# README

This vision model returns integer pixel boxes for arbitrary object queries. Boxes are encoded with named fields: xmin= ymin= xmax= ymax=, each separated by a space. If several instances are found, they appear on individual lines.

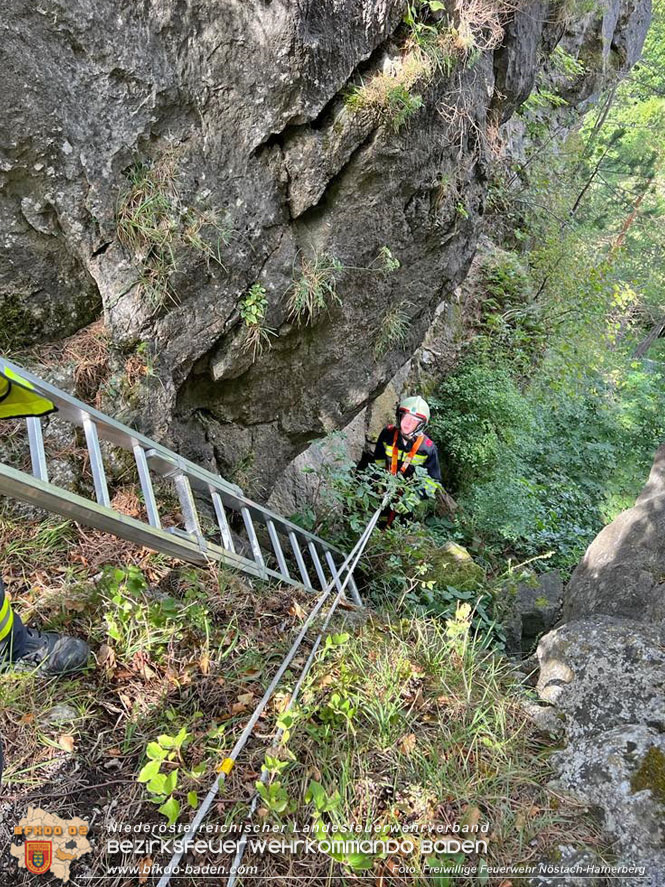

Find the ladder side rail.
xmin=2 ymin=358 xmax=349 ymax=557
xmin=1 ymin=358 xmax=357 ymax=575
xmin=0 ymin=462 xmax=310 ymax=595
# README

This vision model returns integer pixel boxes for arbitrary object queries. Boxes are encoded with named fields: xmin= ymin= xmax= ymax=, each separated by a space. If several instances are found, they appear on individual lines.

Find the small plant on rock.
xmin=239 ymin=282 xmax=276 ymax=359
xmin=116 ymin=150 xmax=231 ymax=308
xmin=286 ymin=253 xmax=344 ymax=325
xmin=375 ymin=303 xmax=411 ymax=357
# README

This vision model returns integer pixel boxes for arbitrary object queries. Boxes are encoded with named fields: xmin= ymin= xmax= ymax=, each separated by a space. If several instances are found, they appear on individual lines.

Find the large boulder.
xmin=551 ymin=726 xmax=665 ymax=880
xmin=536 ymin=614 xmax=665 ymax=881
xmin=537 ymin=616 xmax=665 ymax=741
xmin=564 ymin=443 xmax=665 ymax=624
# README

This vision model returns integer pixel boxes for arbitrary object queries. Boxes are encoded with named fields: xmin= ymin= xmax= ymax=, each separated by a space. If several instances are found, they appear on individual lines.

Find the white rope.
xmin=226 ymin=537 xmax=358 ymax=886
xmin=156 ymin=498 xmax=386 ymax=887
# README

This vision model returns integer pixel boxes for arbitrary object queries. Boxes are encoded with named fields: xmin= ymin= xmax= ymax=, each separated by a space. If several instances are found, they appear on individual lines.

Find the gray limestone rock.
xmin=564 ymin=443 xmax=665 ymax=624
xmin=1 ymin=0 xmax=652 ymax=495
xmin=537 ymin=616 xmax=665 ymax=741
xmin=550 ymin=726 xmax=665 ymax=883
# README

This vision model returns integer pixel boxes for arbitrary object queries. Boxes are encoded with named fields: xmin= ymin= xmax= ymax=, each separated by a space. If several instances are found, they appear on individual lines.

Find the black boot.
xmin=14 ymin=627 xmax=90 ymax=675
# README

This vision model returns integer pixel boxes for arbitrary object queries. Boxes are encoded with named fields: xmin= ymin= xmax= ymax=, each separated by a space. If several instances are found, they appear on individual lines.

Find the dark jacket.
xmin=372 ymin=425 xmax=443 ymax=497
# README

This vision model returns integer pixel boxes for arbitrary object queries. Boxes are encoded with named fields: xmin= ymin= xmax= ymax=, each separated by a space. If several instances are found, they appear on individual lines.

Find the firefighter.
xmin=372 ymin=395 xmax=443 ymax=527
xmin=0 ymin=367 xmax=90 ymax=675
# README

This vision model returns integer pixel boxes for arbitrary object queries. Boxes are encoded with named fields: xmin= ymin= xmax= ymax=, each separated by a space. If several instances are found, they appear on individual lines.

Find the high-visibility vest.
xmin=0 ymin=368 xmax=56 ymax=419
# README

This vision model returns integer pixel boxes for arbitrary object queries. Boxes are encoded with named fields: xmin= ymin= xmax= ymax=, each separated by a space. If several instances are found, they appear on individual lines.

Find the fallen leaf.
xmin=97 ymin=643 xmax=116 ymax=674
xmin=117 ymin=691 xmax=134 ymax=711
xmin=19 ymin=713 xmax=35 ymax=725
xmin=398 ymin=734 xmax=417 ymax=755
xmin=231 ymin=692 xmax=255 ymax=714
xmin=59 ymin=734 xmax=75 ymax=753
xmin=241 ymin=666 xmax=261 ymax=679
xmin=462 ymin=805 xmax=482 ymax=828
xmin=138 ymin=857 xmax=153 ymax=884
xmin=289 ymin=600 xmax=306 ymax=620
xmin=132 ymin=651 xmax=156 ymax=681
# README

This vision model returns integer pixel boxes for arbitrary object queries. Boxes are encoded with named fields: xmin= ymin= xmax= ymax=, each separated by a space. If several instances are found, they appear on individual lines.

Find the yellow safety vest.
xmin=0 ymin=368 xmax=56 ymax=419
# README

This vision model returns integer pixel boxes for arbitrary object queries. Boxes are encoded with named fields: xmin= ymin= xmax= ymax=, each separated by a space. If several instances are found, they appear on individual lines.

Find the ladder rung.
xmin=174 ymin=473 xmax=203 ymax=546
xmin=307 ymin=542 xmax=328 ymax=591
xmin=266 ymin=519 xmax=290 ymax=580
xmin=242 ymin=506 xmax=266 ymax=575
xmin=288 ymin=532 xmax=312 ymax=589
xmin=324 ymin=550 xmax=346 ymax=600
xmin=347 ymin=573 xmax=362 ymax=607
xmin=83 ymin=415 xmax=110 ymax=508
xmin=134 ymin=445 xmax=161 ymax=528
xmin=210 ymin=488 xmax=235 ymax=553
xmin=26 ymin=417 xmax=48 ymax=482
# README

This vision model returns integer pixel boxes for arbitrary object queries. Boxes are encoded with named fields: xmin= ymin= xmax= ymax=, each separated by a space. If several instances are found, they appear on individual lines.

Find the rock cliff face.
xmin=1 ymin=0 xmax=651 ymax=495
xmin=536 ymin=447 xmax=665 ymax=883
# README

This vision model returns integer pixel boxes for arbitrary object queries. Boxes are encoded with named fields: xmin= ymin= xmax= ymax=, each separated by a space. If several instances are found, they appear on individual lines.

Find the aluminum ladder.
xmin=0 ymin=357 xmax=362 ymax=606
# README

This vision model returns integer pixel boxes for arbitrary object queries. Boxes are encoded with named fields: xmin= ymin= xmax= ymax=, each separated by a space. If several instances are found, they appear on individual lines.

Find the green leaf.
xmin=158 ymin=796 xmax=181 ymax=826
xmin=162 ymin=769 xmax=178 ymax=795
xmin=187 ymin=791 xmax=199 ymax=809
xmin=138 ymin=759 xmax=161 ymax=783
xmin=147 ymin=773 xmax=167 ymax=794
xmin=146 ymin=742 xmax=168 ymax=761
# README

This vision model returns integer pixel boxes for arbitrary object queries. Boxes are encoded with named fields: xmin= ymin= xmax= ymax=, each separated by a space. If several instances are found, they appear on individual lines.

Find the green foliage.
xmin=239 ymin=282 xmax=276 ymax=359
xmin=549 ymin=46 xmax=585 ymax=80
xmin=255 ymin=780 xmax=294 ymax=817
xmin=429 ymin=362 xmax=533 ymax=488
xmin=116 ymin=152 xmax=230 ymax=308
xmin=346 ymin=79 xmax=424 ymax=132
xmin=100 ymin=565 xmax=210 ymax=660
xmin=377 ymin=245 xmax=401 ymax=273
xmin=137 ymin=727 xmax=191 ymax=825
xmin=286 ymin=253 xmax=344 ymax=324
xmin=430 ymin=352 xmax=665 ymax=571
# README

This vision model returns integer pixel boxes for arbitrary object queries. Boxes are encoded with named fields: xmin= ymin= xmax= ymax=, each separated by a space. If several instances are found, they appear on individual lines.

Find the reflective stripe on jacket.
xmin=0 ymin=581 xmax=14 ymax=644
xmin=0 ymin=368 xmax=56 ymax=420
xmin=372 ymin=424 xmax=443 ymax=496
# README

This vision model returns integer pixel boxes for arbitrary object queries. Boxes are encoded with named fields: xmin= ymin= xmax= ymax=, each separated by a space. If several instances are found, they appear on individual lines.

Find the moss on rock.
xmin=630 ymin=746 xmax=665 ymax=804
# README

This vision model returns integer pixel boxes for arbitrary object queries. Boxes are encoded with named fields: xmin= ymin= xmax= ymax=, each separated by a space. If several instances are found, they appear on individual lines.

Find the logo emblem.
xmin=25 ymin=841 xmax=52 ymax=874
